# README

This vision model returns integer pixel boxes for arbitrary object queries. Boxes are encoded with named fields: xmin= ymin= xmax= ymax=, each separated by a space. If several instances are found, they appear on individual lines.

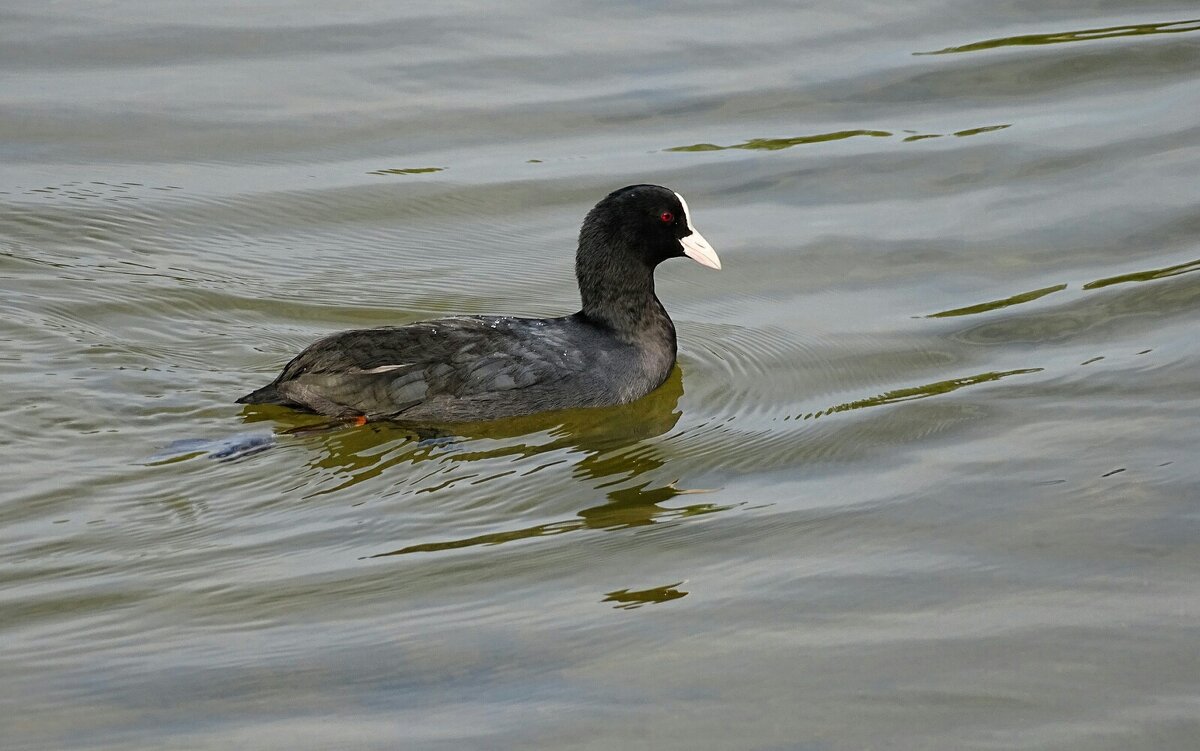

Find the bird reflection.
xmin=602 ymin=581 xmax=689 ymax=609
xmin=368 ymin=368 xmax=729 ymax=557
xmin=367 ymin=482 xmax=724 ymax=558
xmin=240 ymin=366 xmax=730 ymax=557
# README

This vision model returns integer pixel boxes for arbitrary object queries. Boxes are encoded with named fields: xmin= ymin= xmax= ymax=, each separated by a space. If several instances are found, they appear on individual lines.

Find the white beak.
xmin=674 ymin=191 xmax=721 ymax=270
xmin=680 ymin=230 xmax=721 ymax=270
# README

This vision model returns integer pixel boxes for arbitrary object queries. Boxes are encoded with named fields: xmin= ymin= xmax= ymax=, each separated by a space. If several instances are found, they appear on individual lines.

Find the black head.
xmin=579 ymin=184 xmax=720 ymax=271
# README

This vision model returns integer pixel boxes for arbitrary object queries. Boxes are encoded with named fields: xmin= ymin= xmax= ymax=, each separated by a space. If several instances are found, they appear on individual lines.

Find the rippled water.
xmin=4 ymin=2 xmax=1200 ymax=749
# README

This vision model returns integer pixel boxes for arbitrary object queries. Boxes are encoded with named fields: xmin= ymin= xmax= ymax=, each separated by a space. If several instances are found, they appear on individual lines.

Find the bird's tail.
xmin=236 ymin=383 xmax=288 ymax=405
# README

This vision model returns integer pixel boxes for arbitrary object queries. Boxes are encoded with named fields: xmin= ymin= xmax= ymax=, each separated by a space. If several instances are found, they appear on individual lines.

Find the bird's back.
xmin=237 ymin=314 xmax=664 ymax=422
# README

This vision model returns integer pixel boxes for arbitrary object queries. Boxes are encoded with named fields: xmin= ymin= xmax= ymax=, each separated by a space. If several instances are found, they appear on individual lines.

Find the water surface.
xmin=3 ymin=1 xmax=1200 ymax=749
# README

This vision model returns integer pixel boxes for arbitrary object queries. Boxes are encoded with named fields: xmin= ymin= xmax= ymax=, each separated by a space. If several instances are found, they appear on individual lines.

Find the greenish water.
xmin=3 ymin=2 xmax=1199 ymax=749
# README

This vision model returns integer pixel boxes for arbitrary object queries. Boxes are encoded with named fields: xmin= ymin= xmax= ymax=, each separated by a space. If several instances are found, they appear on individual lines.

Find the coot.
xmin=237 ymin=184 xmax=720 ymax=423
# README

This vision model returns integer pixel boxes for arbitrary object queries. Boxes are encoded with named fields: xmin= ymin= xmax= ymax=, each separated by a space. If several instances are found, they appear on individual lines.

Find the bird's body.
xmin=238 ymin=184 xmax=719 ymax=423
xmin=239 ymin=311 xmax=676 ymax=422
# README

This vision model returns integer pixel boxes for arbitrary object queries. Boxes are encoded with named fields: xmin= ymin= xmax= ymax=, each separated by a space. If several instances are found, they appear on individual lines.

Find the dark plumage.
xmin=237 ymin=184 xmax=721 ymax=423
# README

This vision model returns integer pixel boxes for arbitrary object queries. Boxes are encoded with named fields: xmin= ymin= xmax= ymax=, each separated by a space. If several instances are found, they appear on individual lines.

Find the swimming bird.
xmin=237 ymin=184 xmax=720 ymax=423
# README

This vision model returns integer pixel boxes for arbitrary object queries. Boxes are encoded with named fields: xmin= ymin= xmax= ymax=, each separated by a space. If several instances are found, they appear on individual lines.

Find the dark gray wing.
xmin=264 ymin=316 xmax=601 ymax=419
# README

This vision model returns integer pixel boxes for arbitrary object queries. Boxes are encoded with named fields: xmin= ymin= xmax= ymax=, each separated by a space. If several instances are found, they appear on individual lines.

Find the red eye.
xmin=660 ymin=211 xmax=674 ymax=223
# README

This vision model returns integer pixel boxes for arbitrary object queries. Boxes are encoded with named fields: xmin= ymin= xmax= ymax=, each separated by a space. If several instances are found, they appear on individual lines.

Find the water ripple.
xmin=917 ymin=18 xmax=1200 ymax=55
xmin=927 ymin=283 xmax=1068 ymax=318
xmin=667 ymin=124 xmax=1010 ymax=153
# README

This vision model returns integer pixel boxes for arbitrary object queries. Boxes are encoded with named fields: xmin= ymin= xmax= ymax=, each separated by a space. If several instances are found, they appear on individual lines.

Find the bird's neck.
xmin=577 ymin=261 xmax=671 ymax=340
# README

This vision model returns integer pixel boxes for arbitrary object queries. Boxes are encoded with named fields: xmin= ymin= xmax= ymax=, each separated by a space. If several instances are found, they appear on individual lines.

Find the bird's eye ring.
xmin=660 ymin=211 xmax=674 ymax=223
